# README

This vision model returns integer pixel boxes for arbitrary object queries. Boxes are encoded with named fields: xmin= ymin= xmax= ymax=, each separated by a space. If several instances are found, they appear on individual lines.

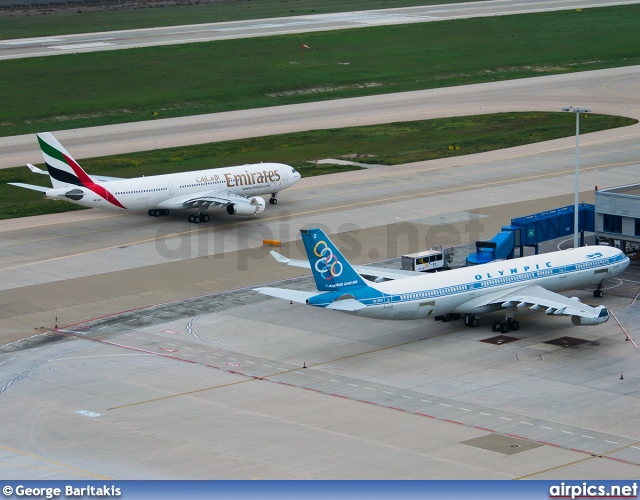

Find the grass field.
xmin=0 ymin=0 xmax=480 ymax=40
xmin=0 ymin=5 xmax=638 ymax=139
xmin=1 ymin=112 xmax=635 ymax=220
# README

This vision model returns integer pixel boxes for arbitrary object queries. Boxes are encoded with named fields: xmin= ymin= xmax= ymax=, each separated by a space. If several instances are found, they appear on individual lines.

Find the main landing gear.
xmin=491 ymin=318 xmax=519 ymax=334
xmin=188 ymin=212 xmax=210 ymax=224
xmin=593 ymin=283 xmax=604 ymax=298
xmin=269 ymin=192 xmax=278 ymax=205
xmin=148 ymin=209 xmax=170 ymax=217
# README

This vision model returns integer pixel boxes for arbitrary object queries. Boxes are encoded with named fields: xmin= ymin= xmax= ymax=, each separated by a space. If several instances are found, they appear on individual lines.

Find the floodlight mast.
xmin=562 ymin=106 xmax=591 ymax=249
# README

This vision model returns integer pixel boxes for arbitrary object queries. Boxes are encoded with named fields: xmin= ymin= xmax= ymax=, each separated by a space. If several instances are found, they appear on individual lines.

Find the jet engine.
xmin=226 ymin=197 xmax=266 ymax=216
xmin=571 ymin=306 xmax=609 ymax=326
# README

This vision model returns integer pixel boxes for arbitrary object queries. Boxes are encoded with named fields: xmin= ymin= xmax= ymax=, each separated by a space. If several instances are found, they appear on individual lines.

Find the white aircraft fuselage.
xmin=349 ymin=246 xmax=628 ymax=321
xmin=44 ymin=162 xmax=298 ymax=211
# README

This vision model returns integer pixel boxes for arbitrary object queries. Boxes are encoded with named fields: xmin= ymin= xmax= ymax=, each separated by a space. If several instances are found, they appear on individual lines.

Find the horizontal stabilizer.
xmin=27 ymin=163 xmax=48 ymax=175
xmin=253 ymin=287 xmax=317 ymax=304
xmin=8 ymin=182 xmax=48 ymax=192
xmin=269 ymin=250 xmax=419 ymax=280
xmin=325 ymin=299 xmax=366 ymax=312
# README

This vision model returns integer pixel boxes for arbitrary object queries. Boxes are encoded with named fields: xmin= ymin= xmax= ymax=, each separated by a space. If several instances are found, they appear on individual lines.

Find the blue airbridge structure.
xmin=466 ymin=203 xmax=595 ymax=266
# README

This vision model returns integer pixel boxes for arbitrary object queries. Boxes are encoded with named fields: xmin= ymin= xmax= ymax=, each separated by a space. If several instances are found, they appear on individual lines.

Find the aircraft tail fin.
xmin=300 ymin=228 xmax=369 ymax=292
xmin=37 ymin=132 xmax=93 ymax=189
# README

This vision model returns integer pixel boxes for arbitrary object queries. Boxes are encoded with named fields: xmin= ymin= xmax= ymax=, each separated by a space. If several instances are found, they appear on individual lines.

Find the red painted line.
xmin=277 ymin=382 xmax=295 ymax=387
xmin=388 ymin=406 xmax=407 ymax=412
xmin=358 ymin=400 xmax=377 ymax=405
xmin=475 ymin=426 xmax=495 ymax=432
xmin=538 ymin=441 xmax=560 ymax=447
xmin=570 ymin=448 xmax=592 ymax=455
xmin=252 ymin=376 xmax=265 ymax=380
xmin=506 ymin=433 xmax=528 ymax=440
xmin=304 ymin=388 xmax=322 ymax=392
xmin=603 ymin=456 xmax=628 ymax=463
xmin=332 ymin=394 xmax=349 ymax=399
xmin=416 ymin=412 xmax=435 ymax=418
xmin=443 ymin=419 xmax=464 ymax=426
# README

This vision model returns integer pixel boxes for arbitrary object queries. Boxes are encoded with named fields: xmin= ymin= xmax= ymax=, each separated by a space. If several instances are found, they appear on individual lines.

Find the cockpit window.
xmin=292 ymin=168 xmax=296 ymax=173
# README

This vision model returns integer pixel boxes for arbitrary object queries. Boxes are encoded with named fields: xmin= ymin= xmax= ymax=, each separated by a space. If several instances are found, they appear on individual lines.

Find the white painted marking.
xmin=605 ymin=440 xmax=618 ymax=444
xmin=245 ymin=360 xmax=255 ymax=364
xmin=420 ymin=399 xmax=431 ymax=403
xmin=313 ymin=376 xmax=323 ymax=379
xmin=520 ymin=421 xmax=533 ymax=425
xmin=3 ymin=38 xmax=65 ymax=46
xmin=561 ymin=431 xmax=574 ymax=435
xmin=460 ymin=408 xmax=471 ymax=412
xmin=138 ymin=337 xmax=146 ymax=340
xmin=582 ymin=435 xmax=595 ymax=439
xmin=330 ymin=379 xmax=341 ymax=383
xmin=98 ymin=326 xmax=108 ymax=330
xmin=366 ymin=387 xmax=376 ymax=391
xmin=76 ymin=410 xmax=101 ymax=418
xmin=631 ymin=446 xmax=640 ymax=450
xmin=198 ymin=350 xmax=205 ymax=353
xmin=480 ymin=412 xmax=491 ymax=416
xmin=541 ymin=426 xmax=553 ymax=430
xmin=401 ymin=395 xmax=412 ymax=399
xmin=348 ymin=383 xmax=358 ymax=387
xmin=295 ymin=372 xmax=306 ymax=375
xmin=440 ymin=404 xmax=451 ymax=407
xmin=383 ymin=391 xmax=394 ymax=394
xmin=127 ymin=319 xmax=136 ymax=322
xmin=47 ymin=42 xmax=115 ymax=50
xmin=263 ymin=364 xmax=272 ymax=367
xmin=278 ymin=368 xmax=286 ymax=371
xmin=499 ymin=417 xmax=512 ymax=421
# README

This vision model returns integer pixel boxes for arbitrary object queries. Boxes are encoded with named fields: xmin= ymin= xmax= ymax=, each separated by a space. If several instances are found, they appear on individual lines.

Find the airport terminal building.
xmin=595 ymin=183 xmax=640 ymax=250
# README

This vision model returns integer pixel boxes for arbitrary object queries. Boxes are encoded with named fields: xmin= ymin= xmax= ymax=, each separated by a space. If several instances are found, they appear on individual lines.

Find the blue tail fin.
xmin=301 ymin=228 xmax=368 ymax=292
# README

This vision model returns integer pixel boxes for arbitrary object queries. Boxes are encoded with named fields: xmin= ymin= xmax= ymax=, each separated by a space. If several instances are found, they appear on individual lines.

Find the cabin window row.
xmin=115 ymin=187 xmax=168 ymax=195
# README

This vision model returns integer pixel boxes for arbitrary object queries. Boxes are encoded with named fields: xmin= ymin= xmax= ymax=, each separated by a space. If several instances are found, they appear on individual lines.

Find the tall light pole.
xmin=562 ymin=106 xmax=591 ymax=249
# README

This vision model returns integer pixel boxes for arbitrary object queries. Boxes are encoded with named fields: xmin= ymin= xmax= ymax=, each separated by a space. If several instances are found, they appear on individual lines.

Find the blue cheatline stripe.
xmin=350 ymin=254 xmax=627 ymax=307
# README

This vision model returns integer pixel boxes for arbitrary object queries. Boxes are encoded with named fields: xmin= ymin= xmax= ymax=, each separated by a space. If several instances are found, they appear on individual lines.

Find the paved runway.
xmin=1 ymin=0 xmax=636 ymax=60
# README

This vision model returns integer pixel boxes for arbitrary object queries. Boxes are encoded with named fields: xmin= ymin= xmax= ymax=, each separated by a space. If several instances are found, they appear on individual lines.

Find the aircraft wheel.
xmin=162 ymin=210 xmax=170 ymax=216
xmin=509 ymin=320 xmax=519 ymax=331
xmin=500 ymin=321 xmax=510 ymax=334
xmin=194 ymin=216 xmax=201 ymax=224
xmin=203 ymin=214 xmax=210 ymax=222
xmin=593 ymin=289 xmax=604 ymax=298
xmin=442 ymin=314 xmax=451 ymax=322
xmin=148 ymin=210 xmax=154 ymax=216
xmin=269 ymin=197 xmax=277 ymax=205
xmin=153 ymin=209 xmax=161 ymax=217
xmin=471 ymin=318 xmax=479 ymax=327
xmin=188 ymin=215 xmax=195 ymax=223
xmin=492 ymin=321 xmax=501 ymax=332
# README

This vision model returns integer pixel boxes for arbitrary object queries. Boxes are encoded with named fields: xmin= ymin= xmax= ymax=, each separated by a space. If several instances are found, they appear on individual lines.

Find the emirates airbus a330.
xmin=10 ymin=132 xmax=301 ymax=223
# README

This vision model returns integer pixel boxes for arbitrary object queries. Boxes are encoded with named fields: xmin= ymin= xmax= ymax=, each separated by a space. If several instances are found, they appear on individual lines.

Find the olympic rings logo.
xmin=313 ymin=240 xmax=343 ymax=280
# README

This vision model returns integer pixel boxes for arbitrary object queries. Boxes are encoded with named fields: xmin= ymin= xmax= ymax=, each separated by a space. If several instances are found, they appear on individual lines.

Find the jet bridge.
xmin=466 ymin=203 xmax=595 ymax=266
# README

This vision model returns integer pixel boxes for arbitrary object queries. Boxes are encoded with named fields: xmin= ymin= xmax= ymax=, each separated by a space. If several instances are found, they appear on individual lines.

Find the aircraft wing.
xmin=461 ymin=284 xmax=608 ymax=323
xmin=27 ymin=163 xmax=124 ymax=183
xmin=269 ymin=251 xmax=420 ymax=281
xmin=157 ymin=188 xmax=260 ymax=209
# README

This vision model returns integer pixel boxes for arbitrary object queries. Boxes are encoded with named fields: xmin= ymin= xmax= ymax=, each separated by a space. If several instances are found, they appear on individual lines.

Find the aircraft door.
xmin=554 ymin=259 xmax=566 ymax=280
xmin=167 ymin=180 xmax=174 ymax=195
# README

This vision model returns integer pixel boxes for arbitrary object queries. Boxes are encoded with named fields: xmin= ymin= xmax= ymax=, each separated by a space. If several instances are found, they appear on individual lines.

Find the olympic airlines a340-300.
xmin=255 ymin=228 xmax=630 ymax=333
xmin=9 ymin=132 xmax=300 ymax=223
